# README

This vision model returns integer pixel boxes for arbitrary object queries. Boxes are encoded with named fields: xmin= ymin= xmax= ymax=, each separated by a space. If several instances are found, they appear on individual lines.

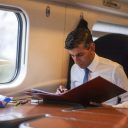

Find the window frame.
xmin=0 ymin=5 xmax=29 ymax=88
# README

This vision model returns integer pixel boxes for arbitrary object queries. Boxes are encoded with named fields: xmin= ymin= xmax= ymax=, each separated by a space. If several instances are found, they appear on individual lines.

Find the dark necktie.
xmin=83 ymin=68 xmax=89 ymax=83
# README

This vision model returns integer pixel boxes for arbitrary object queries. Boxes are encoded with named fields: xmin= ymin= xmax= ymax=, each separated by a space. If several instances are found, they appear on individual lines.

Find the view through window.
xmin=0 ymin=6 xmax=28 ymax=87
xmin=0 ymin=10 xmax=18 ymax=83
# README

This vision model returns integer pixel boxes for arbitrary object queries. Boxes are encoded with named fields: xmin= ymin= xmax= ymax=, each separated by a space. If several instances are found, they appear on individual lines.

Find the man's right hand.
xmin=56 ymin=85 xmax=68 ymax=94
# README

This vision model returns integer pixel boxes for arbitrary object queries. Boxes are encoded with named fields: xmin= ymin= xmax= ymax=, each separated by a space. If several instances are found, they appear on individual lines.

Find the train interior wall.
xmin=0 ymin=0 xmax=127 ymax=96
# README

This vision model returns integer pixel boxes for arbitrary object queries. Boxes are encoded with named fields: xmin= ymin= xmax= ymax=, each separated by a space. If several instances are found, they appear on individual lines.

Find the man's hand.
xmin=56 ymin=85 xmax=68 ymax=94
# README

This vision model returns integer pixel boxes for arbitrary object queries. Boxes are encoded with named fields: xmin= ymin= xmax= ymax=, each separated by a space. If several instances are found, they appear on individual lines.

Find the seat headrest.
xmin=94 ymin=33 xmax=128 ymax=76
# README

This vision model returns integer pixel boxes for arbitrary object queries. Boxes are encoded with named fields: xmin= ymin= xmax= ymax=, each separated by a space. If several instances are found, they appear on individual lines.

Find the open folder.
xmin=26 ymin=77 xmax=126 ymax=106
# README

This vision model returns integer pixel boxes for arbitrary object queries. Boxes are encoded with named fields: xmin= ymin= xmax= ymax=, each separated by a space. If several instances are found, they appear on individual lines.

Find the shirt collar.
xmin=87 ymin=53 xmax=99 ymax=73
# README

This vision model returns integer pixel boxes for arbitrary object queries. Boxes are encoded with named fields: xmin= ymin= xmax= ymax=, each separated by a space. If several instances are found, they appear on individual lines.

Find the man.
xmin=57 ymin=18 xmax=128 ymax=93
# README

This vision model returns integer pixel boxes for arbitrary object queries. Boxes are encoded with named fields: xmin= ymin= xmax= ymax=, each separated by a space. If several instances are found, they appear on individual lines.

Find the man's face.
xmin=68 ymin=43 xmax=95 ymax=69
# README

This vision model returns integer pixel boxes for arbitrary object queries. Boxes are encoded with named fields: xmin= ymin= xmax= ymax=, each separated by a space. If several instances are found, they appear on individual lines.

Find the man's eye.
xmin=77 ymin=54 xmax=83 ymax=57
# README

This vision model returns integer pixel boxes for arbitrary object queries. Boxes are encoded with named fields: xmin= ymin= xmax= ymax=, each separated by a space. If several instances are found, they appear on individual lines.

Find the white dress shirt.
xmin=70 ymin=54 xmax=128 ymax=91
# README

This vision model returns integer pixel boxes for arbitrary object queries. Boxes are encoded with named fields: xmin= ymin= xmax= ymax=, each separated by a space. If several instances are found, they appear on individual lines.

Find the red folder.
xmin=26 ymin=77 xmax=126 ymax=106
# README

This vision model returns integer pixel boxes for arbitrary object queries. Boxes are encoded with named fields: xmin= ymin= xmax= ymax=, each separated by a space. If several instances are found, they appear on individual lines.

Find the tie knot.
xmin=85 ymin=68 xmax=89 ymax=74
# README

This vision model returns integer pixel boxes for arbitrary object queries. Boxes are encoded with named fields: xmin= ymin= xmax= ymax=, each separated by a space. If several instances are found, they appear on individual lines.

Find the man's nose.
xmin=72 ymin=56 xmax=80 ymax=63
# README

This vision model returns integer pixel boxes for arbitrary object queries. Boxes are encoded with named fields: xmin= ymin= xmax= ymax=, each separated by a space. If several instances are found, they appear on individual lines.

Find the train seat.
xmin=94 ymin=33 xmax=128 ymax=77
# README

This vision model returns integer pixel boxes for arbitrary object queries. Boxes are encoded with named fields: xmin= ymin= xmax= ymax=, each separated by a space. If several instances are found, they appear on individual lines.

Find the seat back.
xmin=66 ymin=56 xmax=74 ymax=89
xmin=94 ymin=33 xmax=128 ymax=77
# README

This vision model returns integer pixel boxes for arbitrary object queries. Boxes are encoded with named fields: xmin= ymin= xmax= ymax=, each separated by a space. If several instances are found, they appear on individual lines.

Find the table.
xmin=0 ymin=101 xmax=128 ymax=128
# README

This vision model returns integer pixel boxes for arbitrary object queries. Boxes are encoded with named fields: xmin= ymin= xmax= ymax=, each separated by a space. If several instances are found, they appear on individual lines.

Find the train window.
xmin=92 ymin=21 xmax=128 ymax=40
xmin=0 ymin=6 xmax=28 ymax=88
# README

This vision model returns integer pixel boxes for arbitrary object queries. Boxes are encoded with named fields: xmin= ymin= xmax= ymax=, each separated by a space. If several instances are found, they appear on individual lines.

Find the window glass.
xmin=0 ymin=10 xmax=18 ymax=83
xmin=0 ymin=6 xmax=28 ymax=87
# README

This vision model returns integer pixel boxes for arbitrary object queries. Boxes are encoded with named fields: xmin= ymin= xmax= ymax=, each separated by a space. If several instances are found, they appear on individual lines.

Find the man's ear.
xmin=90 ymin=43 xmax=95 ymax=51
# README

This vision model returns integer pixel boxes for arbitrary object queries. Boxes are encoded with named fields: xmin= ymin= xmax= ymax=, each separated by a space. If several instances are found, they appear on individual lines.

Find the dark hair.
xmin=65 ymin=19 xmax=93 ymax=49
